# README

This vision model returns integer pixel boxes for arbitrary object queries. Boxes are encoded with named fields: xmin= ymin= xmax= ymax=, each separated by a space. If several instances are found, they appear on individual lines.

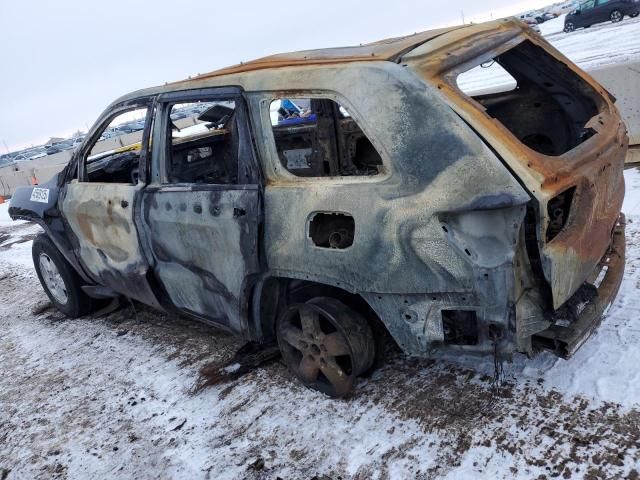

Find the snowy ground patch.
xmin=546 ymin=15 xmax=640 ymax=69
xmin=538 ymin=13 xmax=567 ymax=36
xmin=0 ymin=201 xmax=26 ymax=228
xmin=458 ymin=14 xmax=640 ymax=95
xmin=0 ymin=201 xmax=41 ymax=269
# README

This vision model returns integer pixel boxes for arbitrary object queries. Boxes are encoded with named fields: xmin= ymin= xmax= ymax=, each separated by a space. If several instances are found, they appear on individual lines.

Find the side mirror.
xmin=575 ymin=9 xmax=581 ymax=14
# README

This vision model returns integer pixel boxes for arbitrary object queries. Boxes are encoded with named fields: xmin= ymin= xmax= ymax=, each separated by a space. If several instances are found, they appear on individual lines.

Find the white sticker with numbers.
xmin=30 ymin=187 xmax=50 ymax=203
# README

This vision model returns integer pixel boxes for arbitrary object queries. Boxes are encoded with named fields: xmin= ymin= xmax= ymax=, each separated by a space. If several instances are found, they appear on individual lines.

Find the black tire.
xmin=630 ymin=12 xmax=639 ymax=18
xmin=564 ymin=22 xmax=575 ymax=32
xmin=32 ymin=234 xmax=94 ymax=318
xmin=277 ymin=297 xmax=375 ymax=397
xmin=610 ymin=9 xmax=623 ymax=22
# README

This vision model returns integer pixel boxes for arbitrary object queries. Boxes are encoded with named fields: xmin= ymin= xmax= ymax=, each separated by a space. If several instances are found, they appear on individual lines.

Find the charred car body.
xmin=10 ymin=19 xmax=627 ymax=396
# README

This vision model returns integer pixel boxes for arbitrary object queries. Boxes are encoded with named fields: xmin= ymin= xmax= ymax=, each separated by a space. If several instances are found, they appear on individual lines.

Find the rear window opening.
xmin=167 ymin=100 xmax=238 ymax=184
xmin=456 ymin=40 xmax=599 ymax=156
xmin=269 ymin=97 xmax=383 ymax=177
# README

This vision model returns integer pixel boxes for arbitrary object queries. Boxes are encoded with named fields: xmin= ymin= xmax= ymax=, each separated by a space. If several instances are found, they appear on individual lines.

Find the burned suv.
xmin=10 ymin=19 xmax=627 ymax=397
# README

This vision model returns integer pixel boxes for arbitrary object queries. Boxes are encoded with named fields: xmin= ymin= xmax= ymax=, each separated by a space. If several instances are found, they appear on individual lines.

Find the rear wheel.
xmin=277 ymin=297 xmax=375 ymax=397
xmin=630 ymin=11 xmax=639 ymax=18
xmin=610 ymin=10 xmax=623 ymax=22
xmin=564 ymin=21 xmax=575 ymax=32
xmin=32 ymin=234 xmax=94 ymax=318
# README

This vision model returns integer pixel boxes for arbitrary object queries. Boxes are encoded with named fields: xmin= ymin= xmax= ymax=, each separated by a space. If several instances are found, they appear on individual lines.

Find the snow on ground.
xmin=0 ymin=201 xmax=25 ymax=228
xmin=538 ymin=13 xmax=567 ymax=36
xmin=1 ymin=170 xmax=640 ymax=479
xmin=546 ymin=15 xmax=640 ymax=69
xmin=458 ymin=14 xmax=640 ymax=95
xmin=0 ymin=202 xmax=39 ymax=269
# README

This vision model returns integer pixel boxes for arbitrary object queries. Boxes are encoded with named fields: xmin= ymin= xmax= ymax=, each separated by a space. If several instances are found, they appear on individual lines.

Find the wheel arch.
xmin=31 ymin=233 xmax=96 ymax=317
xmin=249 ymin=275 xmax=390 ymax=346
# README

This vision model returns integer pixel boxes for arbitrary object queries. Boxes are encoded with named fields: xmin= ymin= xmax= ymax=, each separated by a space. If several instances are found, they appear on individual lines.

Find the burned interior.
xmin=458 ymin=40 xmax=600 ymax=156
xmin=270 ymin=98 xmax=383 ymax=177
xmin=168 ymin=101 xmax=239 ymax=184
xmin=85 ymin=106 xmax=148 ymax=184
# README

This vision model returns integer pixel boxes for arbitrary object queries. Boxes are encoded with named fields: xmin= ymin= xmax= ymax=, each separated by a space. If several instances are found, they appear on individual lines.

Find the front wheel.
xmin=630 ymin=11 xmax=639 ymax=18
xmin=277 ymin=297 xmax=375 ymax=397
xmin=32 ymin=234 xmax=94 ymax=318
xmin=564 ymin=22 xmax=575 ymax=32
xmin=610 ymin=9 xmax=623 ymax=22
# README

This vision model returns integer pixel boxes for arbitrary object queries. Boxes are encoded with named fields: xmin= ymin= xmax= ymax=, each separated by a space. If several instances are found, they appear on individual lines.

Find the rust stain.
xmin=75 ymin=212 xmax=95 ymax=244
xmin=400 ymin=18 xmax=627 ymax=307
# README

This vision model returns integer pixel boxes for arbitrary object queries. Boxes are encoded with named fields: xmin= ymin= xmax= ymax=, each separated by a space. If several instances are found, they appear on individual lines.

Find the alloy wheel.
xmin=277 ymin=297 xmax=374 ymax=397
xmin=38 ymin=253 xmax=68 ymax=305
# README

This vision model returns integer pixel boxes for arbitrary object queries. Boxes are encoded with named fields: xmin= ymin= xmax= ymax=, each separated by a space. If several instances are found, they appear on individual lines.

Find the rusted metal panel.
xmin=402 ymin=18 xmax=627 ymax=309
xmin=141 ymin=185 xmax=261 ymax=334
xmin=532 ymin=214 xmax=626 ymax=356
xmin=186 ymin=26 xmax=464 ymax=81
xmin=61 ymin=181 xmax=161 ymax=308
xmin=243 ymin=64 xmax=530 ymax=355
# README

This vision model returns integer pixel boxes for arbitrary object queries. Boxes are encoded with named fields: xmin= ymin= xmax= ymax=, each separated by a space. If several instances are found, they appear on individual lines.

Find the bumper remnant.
xmin=532 ymin=213 xmax=626 ymax=357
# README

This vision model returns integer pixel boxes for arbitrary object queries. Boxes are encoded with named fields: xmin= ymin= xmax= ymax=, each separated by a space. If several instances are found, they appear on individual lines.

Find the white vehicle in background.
xmin=98 ymin=128 xmax=121 ymax=141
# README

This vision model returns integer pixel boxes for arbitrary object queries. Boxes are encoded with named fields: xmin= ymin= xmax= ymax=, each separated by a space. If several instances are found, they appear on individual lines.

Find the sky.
xmin=0 ymin=0 xmax=554 ymax=152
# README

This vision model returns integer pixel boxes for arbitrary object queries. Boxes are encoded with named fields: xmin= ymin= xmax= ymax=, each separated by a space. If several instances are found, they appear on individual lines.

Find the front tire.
xmin=32 ymin=234 xmax=94 ymax=318
xmin=564 ymin=22 xmax=575 ymax=32
xmin=630 ymin=11 xmax=639 ymax=18
xmin=610 ymin=9 xmax=623 ymax=22
xmin=277 ymin=297 xmax=375 ymax=397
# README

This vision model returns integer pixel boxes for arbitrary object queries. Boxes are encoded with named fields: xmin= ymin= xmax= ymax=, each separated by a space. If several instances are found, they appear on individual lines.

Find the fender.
xmin=8 ymin=174 xmax=94 ymax=284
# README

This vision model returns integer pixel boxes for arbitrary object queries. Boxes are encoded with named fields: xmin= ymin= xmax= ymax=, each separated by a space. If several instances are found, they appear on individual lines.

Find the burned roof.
xmin=191 ymin=25 xmax=464 ymax=80
xmin=114 ymin=18 xmax=529 ymax=105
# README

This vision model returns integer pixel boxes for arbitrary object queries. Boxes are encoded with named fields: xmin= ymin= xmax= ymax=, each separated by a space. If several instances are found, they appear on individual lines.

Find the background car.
xmin=519 ymin=14 xmax=539 ymax=25
xmin=535 ymin=12 xmax=557 ymax=23
xmin=564 ymin=0 xmax=640 ymax=32
xmin=45 ymin=140 xmax=74 ymax=155
xmin=116 ymin=121 xmax=145 ymax=134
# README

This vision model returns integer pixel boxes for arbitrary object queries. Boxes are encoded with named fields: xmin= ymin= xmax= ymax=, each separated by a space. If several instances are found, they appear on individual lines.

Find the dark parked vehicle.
xmin=564 ymin=0 xmax=640 ymax=32
xmin=170 ymin=111 xmax=188 ymax=120
xmin=116 ymin=121 xmax=145 ymax=134
xmin=9 ymin=19 xmax=627 ymax=397
xmin=45 ymin=140 xmax=74 ymax=155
